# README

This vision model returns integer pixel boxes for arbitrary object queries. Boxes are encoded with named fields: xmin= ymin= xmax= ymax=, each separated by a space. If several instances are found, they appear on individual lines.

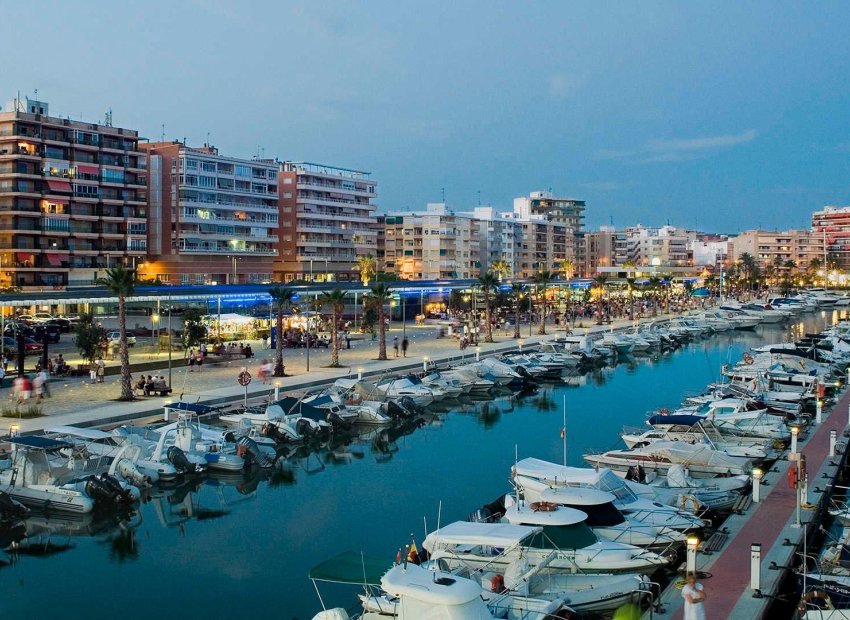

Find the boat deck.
xmin=650 ymin=384 xmax=850 ymax=619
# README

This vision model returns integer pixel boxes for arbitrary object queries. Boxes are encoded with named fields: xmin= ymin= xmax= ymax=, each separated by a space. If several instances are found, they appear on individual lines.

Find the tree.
xmin=592 ymin=274 xmax=609 ymax=324
xmin=182 ymin=308 xmax=208 ymax=349
xmin=356 ymin=254 xmax=377 ymax=286
xmin=478 ymin=272 xmax=499 ymax=343
xmin=268 ymin=286 xmax=295 ymax=376
xmin=510 ymin=283 xmax=524 ymax=339
xmin=75 ymin=313 xmax=106 ymax=366
xmin=625 ymin=277 xmax=637 ymax=320
xmin=320 ymin=288 xmax=347 ymax=367
xmin=532 ymin=270 xmax=553 ymax=335
xmin=366 ymin=283 xmax=392 ymax=360
xmin=491 ymin=259 xmax=510 ymax=282
xmin=97 ymin=265 xmax=135 ymax=401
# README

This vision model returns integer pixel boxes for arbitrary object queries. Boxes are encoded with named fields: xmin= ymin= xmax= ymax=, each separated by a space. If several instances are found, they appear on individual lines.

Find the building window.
xmin=235 ymin=165 xmax=251 ymax=177
xmin=201 ymin=161 xmax=216 ymax=172
xmin=198 ymin=176 xmax=215 ymax=188
xmin=184 ymin=159 xmax=198 ymax=170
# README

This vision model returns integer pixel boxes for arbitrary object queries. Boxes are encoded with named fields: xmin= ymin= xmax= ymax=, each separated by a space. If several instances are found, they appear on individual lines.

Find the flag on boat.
xmin=395 ymin=548 xmax=402 ymax=565
xmin=560 ymin=426 xmax=566 ymax=440
xmin=408 ymin=539 xmax=421 ymax=565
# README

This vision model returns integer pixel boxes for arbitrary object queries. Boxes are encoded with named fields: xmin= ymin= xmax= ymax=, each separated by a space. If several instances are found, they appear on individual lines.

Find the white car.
xmin=32 ymin=313 xmax=54 ymax=322
xmin=106 ymin=331 xmax=137 ymax=347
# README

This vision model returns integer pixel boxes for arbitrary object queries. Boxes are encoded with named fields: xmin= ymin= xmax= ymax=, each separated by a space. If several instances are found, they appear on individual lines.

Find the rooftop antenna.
xmin=160 ymin=124 xmax=165 ymax=142
xmin=206 ymin=131 xmax=210 ymax=147
xmin=477 ymin=190 xmax=481 ymax=206
xmin=609 ymin=215 xmax=614 ymax=226
xmin=104 ymin=108 xmax=113 ymax=127
xmin=441 ymin=187 xmax=445 ymax=203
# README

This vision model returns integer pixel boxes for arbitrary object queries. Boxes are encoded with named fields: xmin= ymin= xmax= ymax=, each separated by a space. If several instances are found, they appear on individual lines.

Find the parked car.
xmin=32 ymin=323 xmax=61 ymax=343
xmin=106 ymin=331 xmax=136 ymax=347
xmin=2 ymin=336 xmax=44 ymax=355
xmin=32 ymin=313 xmax=54 ymax=323
xmin=3 ymin=322 xmax=35 ymax=338
xmin=15 ymin=315 xmax=37 ymax=325
xmin=46 ymin=318 xmax=72 ymax=333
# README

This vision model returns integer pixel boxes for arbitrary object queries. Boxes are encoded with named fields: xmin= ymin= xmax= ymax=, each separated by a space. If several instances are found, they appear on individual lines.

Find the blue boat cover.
xmin=165 ymin=402 xmax=216 ymax=414
xmin=647 ymin=414 xmax=705 ymax=426
xmin=10 ymin=436 xmax=72 ymax=449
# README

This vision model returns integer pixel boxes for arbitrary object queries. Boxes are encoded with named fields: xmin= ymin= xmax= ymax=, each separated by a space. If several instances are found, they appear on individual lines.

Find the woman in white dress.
xmin=681 ymin=572 xmax=707 ymax=620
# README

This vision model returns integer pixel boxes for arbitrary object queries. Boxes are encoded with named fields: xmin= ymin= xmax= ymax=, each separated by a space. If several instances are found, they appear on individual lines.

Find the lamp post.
xmin=166 ymin=304 xmax=173 ymax=388
xmin=402 ymin=294 xmax=407 ymax=338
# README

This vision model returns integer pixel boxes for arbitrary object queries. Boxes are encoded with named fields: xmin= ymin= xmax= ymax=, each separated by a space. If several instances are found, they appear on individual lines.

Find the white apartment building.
xmin=624 ymin=225 xmax=694 ymax=267
xmin=277 ymin=162 xmax=378 ymax=282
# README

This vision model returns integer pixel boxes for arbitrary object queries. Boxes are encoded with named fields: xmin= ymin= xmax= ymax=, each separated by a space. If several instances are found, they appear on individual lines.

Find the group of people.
xmin=134 ymin=374 xmax=169 ymax=396
xmin=392 ymin=336 xmax=409 ymax=357
xmin=11 ymin=370 xmax=50 ymax=404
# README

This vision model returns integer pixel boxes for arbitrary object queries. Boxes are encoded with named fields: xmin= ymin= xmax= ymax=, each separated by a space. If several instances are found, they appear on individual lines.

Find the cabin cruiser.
xmin=419 ymin=371 xmax=469 ymax=398
xmin=584 ymin=440 xmax=753 ymax=479
xmin=428 ymin=517 xmax=671 ymax=577
xmin=601 ymin=331 xmax=635 ymax=354
xmin=441 ymin=367 xmax=496 ymax=394
xmin=219 ymin=400 xmax=328 ymax=442
xmin=675 ymin=399 xmax=792 ymax=441
xmin=464 ymin=358 xmax=524 ymax=387
xmin=512 ymin=457 xmax=705 ymax=532
xmin=499 ymin=353 xmax=560 ymax=380
xmin=375 ymin=377 xmax=439 ymax=406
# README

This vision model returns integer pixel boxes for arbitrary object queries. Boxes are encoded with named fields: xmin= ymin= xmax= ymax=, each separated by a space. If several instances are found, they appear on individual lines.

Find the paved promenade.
xmin=1 ymin=313 xmax=665 ymax=434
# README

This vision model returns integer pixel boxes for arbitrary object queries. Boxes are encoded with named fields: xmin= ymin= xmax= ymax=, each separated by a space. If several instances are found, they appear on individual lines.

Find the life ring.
xmin=491 ymin=574 xmax=506 ymax=593
xmin=798 ymin=590 xmax=832 ymax=613
xmin=743 ymin=353 xmax=754 ymax=365
xmin=678 ymin=494 xmax=701 ymax=514
xmin=530 ymin=501 xmax=558 ymax=512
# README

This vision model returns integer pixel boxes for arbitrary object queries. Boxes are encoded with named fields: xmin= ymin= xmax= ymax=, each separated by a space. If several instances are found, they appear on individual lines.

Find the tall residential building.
xmin=139 ymin=141 xmax=279 ymax=285
xmin=469 ymin=206 xmax=519 ymax=278
xmin=730 ymin=229 xmax=824 ymax=269
xmin=501 ymin=212 xmax=568 ymax=278
xmin=581 ymin=226 xmax=620 ymax=276
xmin=513 ymin=190 xmax=584 ymax=263
xmin=382 ymin=203 xmax=480 ymax=280
xmin=812 ymin=206 xmax=850 ymax=268
xmin=277 ymin=162 xmax=377 ymax=283
xmin=0 ymin=96 xmax=147 ymax=288
xmin=624 ymin=225 xmax=694 ymax=266
xmin=690 ymin=234 xmax=731 ymax=268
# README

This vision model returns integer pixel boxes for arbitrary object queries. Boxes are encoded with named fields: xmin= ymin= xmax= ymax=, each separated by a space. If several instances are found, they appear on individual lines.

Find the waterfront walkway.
xmin=657 ymin=382 xmax=850 ymax=619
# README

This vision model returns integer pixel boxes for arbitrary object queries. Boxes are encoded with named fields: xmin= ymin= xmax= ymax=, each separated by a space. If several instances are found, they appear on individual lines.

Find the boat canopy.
xmin=46 ymin=426 xmax=113 ymax=440
xmin=505 ymin=503 xmax=588 ymax=526
xmin=9 ymin=436 xmax=72 ymax=450
xmin=423 ymin=521 xmax=540 ymax=551
xmin=308 ymin=550 xmax=391 ymax=585
xmin=647 ymin=414 xmax=704 ymax=427
xmin=514 ymin=457 xmax=608 ymax=485
xmin=164 ymin=402 xmax=217 ymax=414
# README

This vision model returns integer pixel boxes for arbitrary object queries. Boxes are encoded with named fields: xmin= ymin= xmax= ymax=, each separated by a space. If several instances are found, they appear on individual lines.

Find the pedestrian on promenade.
xmin=37 ymin=368 xmax=50 ymax=398
xmin=96 ymin=356 xmax=106 ymax=383
xmin=262 ymin=334 xmax=269 ymax=349
xmin=89 ymin=360 xmax=98 ymax=383
xmin=14 ymin=374 xmax=31 ymax=405
xmin=681 ymin=572 xmax=706 ymax=620
xmin=401 ymin=337 xmax=409 ymax=357
xmin=393 ymin=337 xmax=399 ymax=358
xmin=195 ymin=350 xmax=204 ymax=371
xmin=2 ymin=354 xmax=8 ymax=372
xmin=33 ymin=372 xmax=44 ymax=402
xmin=188 ymin=348 xmax=197 ymax=372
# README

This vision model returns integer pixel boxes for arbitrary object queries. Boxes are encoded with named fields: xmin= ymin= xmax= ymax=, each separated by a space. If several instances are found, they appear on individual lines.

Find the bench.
xmin=701 ymin=530 xmax=728 ymax=554
xmin=733 ymin=494 xmax=753 ymax=515
xmin=135 ymin=386 xmax=173 ymax=397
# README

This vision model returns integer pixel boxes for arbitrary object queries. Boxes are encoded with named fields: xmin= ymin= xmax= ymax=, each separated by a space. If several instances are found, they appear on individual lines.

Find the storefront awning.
xmin=45 ymin=253 xmax=64 ymax=267
xmin=46 ymin=180 xmax=71 ymax=193
xmin=76 ymin=165 xmax=99 ymax=175
xmin=42 ymin=196 xmax=69 ymax=205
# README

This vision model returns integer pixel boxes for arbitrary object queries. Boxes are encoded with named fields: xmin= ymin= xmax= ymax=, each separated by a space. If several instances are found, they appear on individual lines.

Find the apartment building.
xmin=513 ymin=190 xmax=584 ymax=262
xmin=690 ymin=234 xmax=731 ymax=268
xmin=624 ymin=225 xmax=694 ymax=267
xmin=139 ymin=141 xmax=279 ymax=285
xmin=383 ymin=203 xmax=480 ymax=280
xmin=276 ymin=162 xmax=377 ymax=283
xmin=501 ymin=212 xmax=568 ymax=278
xmin=0 ymin=96 xmax=147 ymax=288
xmin=469 ymin=206 xmax=520 ymax=279
xmin=812 ymin=206 xmax=850 ymax=268
xmin=730 ymin=229 xmax=824 ymax=269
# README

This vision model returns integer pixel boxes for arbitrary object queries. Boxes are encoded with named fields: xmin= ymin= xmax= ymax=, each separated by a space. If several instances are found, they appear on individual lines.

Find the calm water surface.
xmin=0 ymin=312 xmax=840 ymax=618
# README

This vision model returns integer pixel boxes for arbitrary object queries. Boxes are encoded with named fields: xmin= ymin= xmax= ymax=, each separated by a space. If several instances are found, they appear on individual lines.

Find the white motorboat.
xmin=512 ymin=457 xmax=705 ymax=532
xmin=420 ymin=371 xmax=469 ymax=397
xmin=641 ymin=464 xmax=749 ymax=512
xmin=584 ymin=440 xmax=753 ymax=478
xmin=465 ymin=358 xmax=523 ymax=386
xmin=601 ymin=331 xmax=635 ymax=354
xmin=375 ymin=377 xmax=438 ymax=406
xmin=442 ymin=367 xmax=496 ymax=393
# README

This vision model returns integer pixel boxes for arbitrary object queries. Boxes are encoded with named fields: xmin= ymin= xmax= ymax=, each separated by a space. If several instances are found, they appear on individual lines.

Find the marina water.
xmin=0 ymin=312 xmax=839 ymax=618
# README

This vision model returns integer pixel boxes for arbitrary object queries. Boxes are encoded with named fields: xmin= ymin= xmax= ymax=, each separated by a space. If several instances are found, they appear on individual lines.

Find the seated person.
xmin=244 ymin=345 xmax=253 ymax=358
xmin=135 ymin=376 xmax=147 ymax=394
xmin=154 ymin=376 xmax=167 ymax=390
xmin=144 ymin=375 xmax=155 ymax=396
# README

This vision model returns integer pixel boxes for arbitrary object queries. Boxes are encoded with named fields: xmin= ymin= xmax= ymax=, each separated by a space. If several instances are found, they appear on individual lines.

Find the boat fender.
xmin=530 ymin=501 xmax=557 ymax=512
xmin=491 ymin=574 xmax=506 ymax=593
xmin=798 ymin=590 xmax=832 ymax=613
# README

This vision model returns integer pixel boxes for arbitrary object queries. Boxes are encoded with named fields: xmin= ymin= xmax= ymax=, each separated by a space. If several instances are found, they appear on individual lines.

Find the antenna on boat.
xmin=562 ymin=394 xmax=567 ymax=468
xmin=436 ymin=499 xmax=442 ymax=533
xmin=515 ymin=444 xmax=521 ymax=510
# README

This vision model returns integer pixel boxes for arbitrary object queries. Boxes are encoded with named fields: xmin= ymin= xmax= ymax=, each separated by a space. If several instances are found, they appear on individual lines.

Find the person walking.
xmin=195 ymin=349 xmax=204 ymax=372
xmin=401 ymin=337 xmax=409 ymax=357
xmin=188 ymin=348 xmax=197 ymax=372
xmin=37 ymin=368 xmax=50 ymax=398
xmin=96 ymin=356 xmax=106 ymax=383
xmin=393 ymin=337 xmax=399 ymax=358
xmin=89 ymin=360 xmax=98 ymax=383
xmin=681 ymin=572 xmax=706 ymax=620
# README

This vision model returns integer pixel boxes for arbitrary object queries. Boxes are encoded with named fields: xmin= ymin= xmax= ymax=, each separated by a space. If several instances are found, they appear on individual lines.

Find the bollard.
xmin=274 ymin=385 xmax=280 ymax=400
xmin=475 ymin=347 xmax=481 ymax=362
xmin=847 ymin=366 xmax=850 ymax=386
xmin=422 ymin=357 xmax=429 ymax=373
xmin=831 ymin=430 xmax=838 ymax=457
xmin=752 ymin=468 xmax=762 ymax=502
xmin=686 ymin=536 xmax=699 ymax=575
xmin=802 ymin=473 xmax=809 ymax=507
xmin=751 ymin=543 xmax=762 ymax=592
xmin=518 ymin=340 xmax=524 ymax=353
xmin=847 ymin=402 xmax=850 ymax=428
xmin=357 ymin=367 xmax=363 ymax=380
xmin=790 ymin=425 xmax=799 ymax=456
xmin=816 ymin=399 xmax=823 ymax=425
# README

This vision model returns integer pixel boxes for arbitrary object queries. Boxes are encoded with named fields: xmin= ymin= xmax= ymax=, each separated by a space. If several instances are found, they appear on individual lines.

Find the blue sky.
xmin=2 ymin=1 xmax=848 ymax=231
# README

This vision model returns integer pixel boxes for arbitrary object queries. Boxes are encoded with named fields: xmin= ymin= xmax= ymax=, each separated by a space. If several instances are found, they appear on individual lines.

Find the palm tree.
xmin=478 ymin=272 xmax=499 ymax=343
xmin=737 ymin=252 xmax=758 ymax=294
xmin=647 ymin=276 xmax=661 ymax=316
xmin=320 ymin=288 xmax=347 ymax=367
xmin=490 ymin=259 xmax=510 ymax=282
xmin=559 ymin=259 xmax=575 ymax=282
xmin=592 ymin=274 xmax=608 ymax=324
xmin=532 ymin=270 xmax=553 ymax=335
xmin=356 ymin=254 xmax=376 ymax=286
xmin=367 ymin=282 xmax=393 ymax=360
xmin=97 ymin=265 xmax=135 ymax=400
xmin=626 ymin=277 xmax=637 ymax=320
xmin=268 ymin=286 xmax=295 ymax=376
xmin=510 ymin=283 xmax=524 ymax=339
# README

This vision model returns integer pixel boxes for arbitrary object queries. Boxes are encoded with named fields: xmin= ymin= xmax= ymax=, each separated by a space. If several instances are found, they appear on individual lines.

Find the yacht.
xmin=583 ymin=440 xmax=753 ymax=478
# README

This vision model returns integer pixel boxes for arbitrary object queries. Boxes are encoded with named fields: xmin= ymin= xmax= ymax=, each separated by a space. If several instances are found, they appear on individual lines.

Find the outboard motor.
xmin=0 ymin=491 xmax=28 ymax=521
xmin=98 ymin=473 xmax=136 ymax=504
xmin=236 ymin=437 xmax=273 ymax=468
xmin=260 ymin=422 xmax=291 ymax=444
xmin=167 ymin=445 xmax=198 ymax=474
xmin=398 ymin=396 xmax=423 ymax=416
xmin=295 ymin=417 xmax=319 ymax=438
xmin=514 ymin=365 xmax=535 ymax=386
xmin=85 ymin=476 xmax=121 ymax=507
xmin=114 ymin=458 xmax=153 ymax=487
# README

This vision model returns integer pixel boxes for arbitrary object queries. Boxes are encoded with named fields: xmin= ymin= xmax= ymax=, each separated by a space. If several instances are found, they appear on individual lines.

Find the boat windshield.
xmin=561 ymin=501 xmax=625 ymax=526
xmin=527 ymin=523 xmax=597 ymax=550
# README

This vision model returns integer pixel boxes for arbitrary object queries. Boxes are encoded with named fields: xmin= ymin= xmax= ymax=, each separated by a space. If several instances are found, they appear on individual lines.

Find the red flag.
xmin=395 ymin=548 xmax=402 ymax=565
xmin=560 ymin=427 xmax=566 ymax=440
